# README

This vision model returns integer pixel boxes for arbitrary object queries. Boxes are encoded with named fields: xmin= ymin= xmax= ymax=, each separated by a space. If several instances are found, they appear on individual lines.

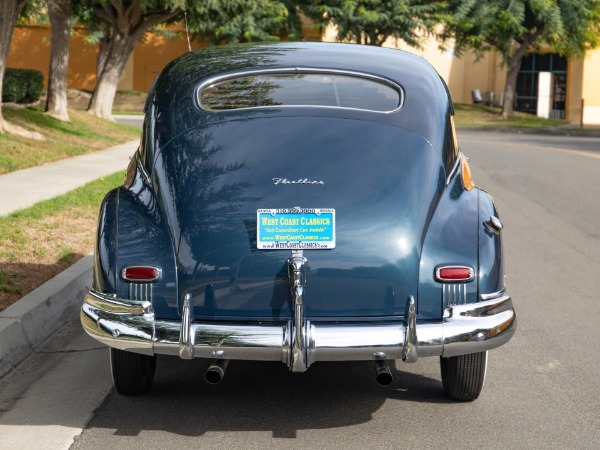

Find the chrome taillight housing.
xmin=435 ymin=266 xmax=475 ymax=282
xmin=121 ymin=266 xmax=161 ymax=283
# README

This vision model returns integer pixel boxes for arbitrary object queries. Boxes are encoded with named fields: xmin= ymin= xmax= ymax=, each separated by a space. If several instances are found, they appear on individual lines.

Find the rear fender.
xmin=92 ymin=188 xmax=119 ymax=294
xmin=115 ymin=164 xmax=179 ymax=319
xmin=478 ymin=190 xmax=505 ymax=296
xmin=418 ymin=175 xmax=479 ymax=319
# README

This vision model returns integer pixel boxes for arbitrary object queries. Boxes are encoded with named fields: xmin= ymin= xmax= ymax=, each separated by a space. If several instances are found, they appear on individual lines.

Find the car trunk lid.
xmin=153 ymin=116 xmax=444 ymax=319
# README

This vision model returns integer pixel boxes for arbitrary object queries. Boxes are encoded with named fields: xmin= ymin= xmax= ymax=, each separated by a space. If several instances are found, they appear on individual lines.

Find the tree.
xmin=45 ymin=0 xmax=72 ymax=121
xmin=186 ymin=0 xmax=292 ymax=45
xmin=82 ymin=0 xmax=298 ymax=120
xmin=442 ymin=0 xmax=600 ymax=117
xmin=85 ymin=1 xmax=185 ymax=120
xmin=298 ymin=0 xmax=443 ymax=47
xmin=0 ymin=0 xmax=27 ymax=134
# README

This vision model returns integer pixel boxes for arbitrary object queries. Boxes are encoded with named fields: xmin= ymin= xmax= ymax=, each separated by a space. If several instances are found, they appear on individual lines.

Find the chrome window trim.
xmin=446 ymin=151 xmax=462 ymax=186
xmin=196 ymin=67 xmax=404 ymax=113
xmin=435 ymin=265 xmax=475 ymax=283
xmin=137 ymin=152 xmax=151 ymax=182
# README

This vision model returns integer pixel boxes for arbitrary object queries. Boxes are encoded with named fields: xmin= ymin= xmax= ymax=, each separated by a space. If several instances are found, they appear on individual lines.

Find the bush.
xmin=2 ymin=68 xmax=44 ymax=104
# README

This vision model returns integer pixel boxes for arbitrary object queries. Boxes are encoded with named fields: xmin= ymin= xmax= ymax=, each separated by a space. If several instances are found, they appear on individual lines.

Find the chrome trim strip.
xmin=445 ymin=152 xmax=462 ymax=186
xmin=128 ymin=283 xmax=153 ymax=302
xmin=82 ymin=292 xmax=516 ymax=363
xmin=443 ymin=283 xmax=468 ymax=308
xmin=137 ymin=155 xmax=151 ymax=182
xmin=480 ymin=286 xmax=506 ymax=301
xmin=196 ymin=67 xmax=405 ymax=113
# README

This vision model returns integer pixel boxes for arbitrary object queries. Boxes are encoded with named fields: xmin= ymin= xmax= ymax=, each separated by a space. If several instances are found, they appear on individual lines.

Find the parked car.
xmin=81 ymin=42 xmax=516 ymax=401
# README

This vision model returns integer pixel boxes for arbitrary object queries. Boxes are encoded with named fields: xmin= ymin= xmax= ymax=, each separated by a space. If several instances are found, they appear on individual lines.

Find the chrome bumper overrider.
xmin=81 ymin=290 xmax=516 ymax=371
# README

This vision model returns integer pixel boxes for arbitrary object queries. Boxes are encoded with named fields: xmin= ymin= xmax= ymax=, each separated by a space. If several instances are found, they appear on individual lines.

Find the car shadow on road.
xmin=84 ymin=356 xmax=452 ymax=439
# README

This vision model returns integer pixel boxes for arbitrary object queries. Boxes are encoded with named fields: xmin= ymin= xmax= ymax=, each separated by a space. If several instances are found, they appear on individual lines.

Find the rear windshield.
xmin=199 ymin=72 xmax=402 ymax=112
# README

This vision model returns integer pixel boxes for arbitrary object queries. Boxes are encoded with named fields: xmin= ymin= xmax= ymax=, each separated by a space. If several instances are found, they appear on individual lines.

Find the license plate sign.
xmin=257 ymin=208 xmax=335 ymax=250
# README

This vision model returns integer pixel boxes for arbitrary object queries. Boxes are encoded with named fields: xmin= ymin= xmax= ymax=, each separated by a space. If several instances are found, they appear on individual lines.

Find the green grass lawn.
xmin=0 ymin=102 xmax=140 ymax=311
xmin=0 ymin=107 xmax=139 ymax=174
xmin=0 ymin=171 xmax=124 ymax=312
xmin=453 ymin=103 xmax=568 ymax=128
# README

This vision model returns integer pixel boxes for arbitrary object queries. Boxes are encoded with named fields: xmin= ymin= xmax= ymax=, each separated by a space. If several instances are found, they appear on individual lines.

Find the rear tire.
xmin=110 ymin=348 xmax=156 ymax=395
xmin=440 ymin=351 xmax=487 ymax=401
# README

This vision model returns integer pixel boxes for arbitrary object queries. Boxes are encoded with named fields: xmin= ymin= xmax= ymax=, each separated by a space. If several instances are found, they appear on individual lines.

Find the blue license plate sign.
xmin=257 ymin=208 xmax=335 ymax=250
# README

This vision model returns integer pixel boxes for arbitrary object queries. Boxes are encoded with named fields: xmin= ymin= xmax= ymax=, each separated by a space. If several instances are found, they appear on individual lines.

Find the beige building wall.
xmin=581 ymin=51 xmax=600 ymax=124
xmin=565 ymin=52 xmax=600 ymax=125
xmin=323 ymin=25 xmax=508 ymax=106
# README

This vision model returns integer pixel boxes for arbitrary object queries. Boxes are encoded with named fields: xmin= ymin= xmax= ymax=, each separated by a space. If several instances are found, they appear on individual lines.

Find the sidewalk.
xmin=0 ymin=139 xmax=138 ymax=217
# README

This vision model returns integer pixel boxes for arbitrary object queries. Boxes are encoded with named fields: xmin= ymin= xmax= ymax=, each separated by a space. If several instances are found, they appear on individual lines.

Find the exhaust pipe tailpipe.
xmin=205 ymin=359 xmax=229 ymax=384
xmin=374 ymin=359 xmax=393 ymax=386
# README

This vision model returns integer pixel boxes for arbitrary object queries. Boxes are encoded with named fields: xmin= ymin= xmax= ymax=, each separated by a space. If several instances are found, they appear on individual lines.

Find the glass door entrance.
xmin=515 ymin=53 xmax=568 ymax=118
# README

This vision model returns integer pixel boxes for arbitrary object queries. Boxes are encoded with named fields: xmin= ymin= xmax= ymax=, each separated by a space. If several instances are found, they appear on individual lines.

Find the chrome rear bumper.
xmin=81 ymin=290 xmax=516 ymax=370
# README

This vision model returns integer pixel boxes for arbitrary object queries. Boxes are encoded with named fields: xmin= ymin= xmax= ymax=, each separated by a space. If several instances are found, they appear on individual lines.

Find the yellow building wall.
xmin=131 ymin=31 xmax=205 ymax=92
xmin=118 ymin=54 xmax=134 ymax=91
xmin=6 ymin=23 xmax=600 ymax=124
xmin=8 ymin=25 xmax=199 ymax=93
xmin=7 ymin=26 xmax=49 ymax=80
xmin=567 ymin=58 xmax=584 ymax=124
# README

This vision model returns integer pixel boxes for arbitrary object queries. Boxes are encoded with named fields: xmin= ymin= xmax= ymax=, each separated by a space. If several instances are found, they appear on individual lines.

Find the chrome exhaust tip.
xmin=374 ymin=359 xmax=393 ymax=386
xmin=205 ymin=359 xmax=229 ymax=384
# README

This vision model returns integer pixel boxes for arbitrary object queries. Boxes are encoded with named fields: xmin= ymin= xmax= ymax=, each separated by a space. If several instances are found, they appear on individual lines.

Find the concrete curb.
xmin=0 ymin=256 xmax=93 ymax=378
xmin=457 ymin=126 xmax=600 ymax=137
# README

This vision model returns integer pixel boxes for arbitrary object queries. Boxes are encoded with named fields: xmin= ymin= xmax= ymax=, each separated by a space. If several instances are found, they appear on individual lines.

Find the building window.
xmin=515 ymin=54 xmax=568 ymax=119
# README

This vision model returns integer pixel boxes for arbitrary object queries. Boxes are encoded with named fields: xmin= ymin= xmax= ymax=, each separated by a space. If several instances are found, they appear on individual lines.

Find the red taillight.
xmin=435 ymin=266 xmax=474 ymax=282
xmin=122 ymin=266 xmax=160 ymax=282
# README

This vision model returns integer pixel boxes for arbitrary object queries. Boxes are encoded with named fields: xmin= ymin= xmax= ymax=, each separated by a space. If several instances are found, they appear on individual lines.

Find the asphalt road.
xmin=1 ymin=131 xmax=598 ymax=449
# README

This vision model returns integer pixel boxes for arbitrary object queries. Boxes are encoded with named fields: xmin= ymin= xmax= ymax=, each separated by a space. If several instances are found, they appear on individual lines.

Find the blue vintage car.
xmin=81 ymin=42 xmax=515 ymax=401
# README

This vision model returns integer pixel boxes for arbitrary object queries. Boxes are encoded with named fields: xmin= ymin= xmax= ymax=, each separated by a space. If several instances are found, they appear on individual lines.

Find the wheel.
xmin=110 ymin=348 xmax=156 ymax=395
xmin=440 ymin=351 xmax=487 ymax=401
